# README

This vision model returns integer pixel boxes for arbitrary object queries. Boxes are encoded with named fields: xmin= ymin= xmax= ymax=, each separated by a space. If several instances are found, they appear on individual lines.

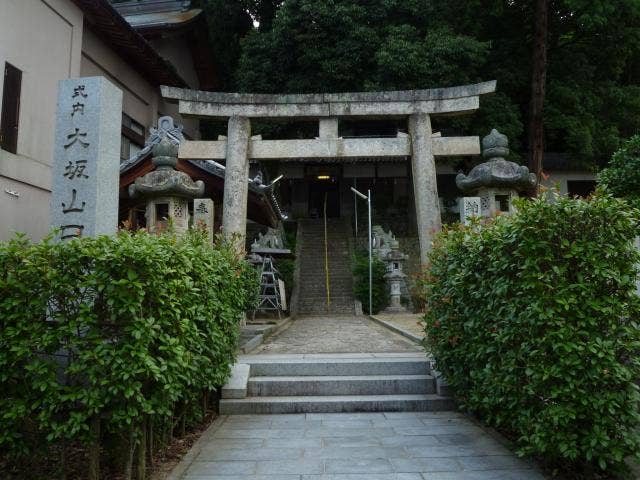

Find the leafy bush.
xmin=599 ymin=134 xmax=640 ymax=206
xmin=0 ymin=230 xmax=257 ymax=476
xmin=352 ymin=248 xmax=388 ymax=314
xmin=423 ymin=194 xmax=640 ymax=475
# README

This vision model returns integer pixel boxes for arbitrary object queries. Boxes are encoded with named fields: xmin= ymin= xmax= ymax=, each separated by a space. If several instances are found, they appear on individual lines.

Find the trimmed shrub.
xmin=0 ymin=230 xmax=257 ymax=475
xmin=599 ymin=134 xmax=640 ymax=206
xmin=423 ymin=194 xmax=640 ymax=475
xmin=353 ymin=248 xmax=388 ymax=314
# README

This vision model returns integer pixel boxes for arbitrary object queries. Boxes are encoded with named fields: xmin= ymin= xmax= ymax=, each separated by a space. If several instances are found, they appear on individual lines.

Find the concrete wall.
xmin=542 ymin=171 xmax=596 ymax=195
xmin=0 ymin=0 xmax=83 ymax=241
xmin=0 ymin=0 xmax=202 ymax=241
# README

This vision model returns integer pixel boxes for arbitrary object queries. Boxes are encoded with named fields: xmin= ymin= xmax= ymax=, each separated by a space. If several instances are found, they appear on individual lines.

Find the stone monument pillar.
xmin=409 ymin=113 xmax=441 ymax=267
xmin=222 ymin=116 xmax=251 ymax=252
xmin=459 ymin=197 xmax=482 ymax=225
xmin=50 ymin=77 xmax=122 ymax=240
xmin=193 ymin=198 xmax=215 ymax=240
xmin=129 ymin=135 xmax=204 ymax=235
xmin=456 ymin=129 xmax=536 ymax=218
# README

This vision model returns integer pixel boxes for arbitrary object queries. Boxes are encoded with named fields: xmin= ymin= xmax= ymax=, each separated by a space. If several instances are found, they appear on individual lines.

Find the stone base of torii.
xmin=160 ymin=81 xmax=497 ymax=266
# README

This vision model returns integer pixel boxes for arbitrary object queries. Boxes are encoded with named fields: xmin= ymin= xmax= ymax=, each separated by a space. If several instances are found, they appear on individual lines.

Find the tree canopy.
xmin=196 ymin=0 xmax=640 ymax=169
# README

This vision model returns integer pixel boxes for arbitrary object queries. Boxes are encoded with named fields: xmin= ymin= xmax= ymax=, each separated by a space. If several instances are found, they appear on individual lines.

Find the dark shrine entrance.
xmin=308 ymin=176 xmax=340 ymax=217
xmin=306 ymin=164 xmax=340 ymax=218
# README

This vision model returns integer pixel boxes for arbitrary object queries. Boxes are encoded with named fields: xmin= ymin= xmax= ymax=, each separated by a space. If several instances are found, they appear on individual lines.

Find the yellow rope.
xmin=324 ymin=192 xmax=331 ymax=312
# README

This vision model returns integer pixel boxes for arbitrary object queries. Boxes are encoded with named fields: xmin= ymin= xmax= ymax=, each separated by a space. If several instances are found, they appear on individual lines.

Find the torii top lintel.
xmin=161 ymin=81 xmax=497 ymax=119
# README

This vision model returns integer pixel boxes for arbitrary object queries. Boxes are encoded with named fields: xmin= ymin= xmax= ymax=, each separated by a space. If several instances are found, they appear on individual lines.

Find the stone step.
xmin=297 ymin=218 xmax=356 ymax=314
xmin=245 ymin=357 xmax=430 ymax=377
xmin=219 ymin=394 xmax=453 ymax=414
xmin=298 ymin=307 xmax=356 ymax=317
xmin=298 ymin=300 xmax=355 ymax=306
xmin=298 ymin=308 xmax=355 ymax=315
xmin=297 ymin=304 xmax=355 ymax=311
xmin=248 ymin=374 xmax=435 ymax=396
xmin=298 ymin=270 xmax=352 ymax=275
xmin=297 ymin=301 xmax=355 ymax=307
xmin=298 ymin=289 xmax=353 ymax=296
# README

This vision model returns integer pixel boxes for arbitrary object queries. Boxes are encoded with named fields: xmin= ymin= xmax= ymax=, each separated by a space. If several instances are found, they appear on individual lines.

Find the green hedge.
xmin=599 ymin=134 xmax=640 ymax=206
xmin=422 ymin=194 xmax=640 ymax=475
xmin=0 ymin=230 xmax=257 ymax=477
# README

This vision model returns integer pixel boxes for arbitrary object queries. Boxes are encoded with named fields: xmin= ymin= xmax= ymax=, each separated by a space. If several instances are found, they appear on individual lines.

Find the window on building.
xmin=121 ymin=113 xmax=145 ymax=162
xmin=1 ymin=63 xmax=22 ymax=154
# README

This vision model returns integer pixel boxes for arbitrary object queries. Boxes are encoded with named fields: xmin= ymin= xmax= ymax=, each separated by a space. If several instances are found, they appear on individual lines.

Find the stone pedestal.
xmin=222 ymin=116 xmax=251 ymax=252
xmin=384 ymin=271 xmax=408 ymax=313
xmin=194 ymin=198 xmax=215 ymax=239
xmin=50 ymin=76 xmax=122 ymax=240
xmin=383 ymin=239 xmax=409 ymax=314
xmin=459 ymin=197 xmax=481 ymax=225
xmin=409 ymin=113 xmax=441 ymax=267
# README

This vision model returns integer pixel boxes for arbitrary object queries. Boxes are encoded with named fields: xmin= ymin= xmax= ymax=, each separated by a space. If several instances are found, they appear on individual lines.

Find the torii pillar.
xmin=409 ymin=113 xmax=441 ymax=267
xmin=222 ymin=116 xmax=251 ymax=252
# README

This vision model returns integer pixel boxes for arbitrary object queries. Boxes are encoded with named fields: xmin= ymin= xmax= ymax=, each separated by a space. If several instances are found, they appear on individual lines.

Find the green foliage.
xmin=0 ymin=230 xmax=257 ymax=460
xmin=236 ymin=1 xmax=490 ymax=94
xmin=229 ymin=0 xmax=640 ymax=167
xmin=599 ymin=134 xmax=640 ymax=206
xmin=352 ymin=249 xmax=388 ymax=315
xmin=423 ymin=194 xmax=640 ymax=475
xmin=193 ymin=0 xmax=254 ymax=90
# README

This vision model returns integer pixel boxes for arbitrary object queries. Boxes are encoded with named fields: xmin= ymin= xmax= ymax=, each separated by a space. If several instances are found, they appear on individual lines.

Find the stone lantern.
xmin=383 ymin=239 xmax=409 ymax=314
xmin=456 ymin=129 xmax=536 ymax=220
xmin=129 ymin=133 xmax=204 ymax=235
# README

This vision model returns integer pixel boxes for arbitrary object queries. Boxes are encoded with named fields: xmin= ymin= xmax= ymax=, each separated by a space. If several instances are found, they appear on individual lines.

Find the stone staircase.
xmin=220 ymin=354 xmax=453 ymax=414
xmin=296 ymin=218 xmax=356 ymax=316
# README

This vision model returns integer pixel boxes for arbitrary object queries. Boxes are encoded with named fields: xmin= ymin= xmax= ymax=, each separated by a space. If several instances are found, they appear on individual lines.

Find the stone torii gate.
xmin=161 ymin=81 xmax=496 ymax=265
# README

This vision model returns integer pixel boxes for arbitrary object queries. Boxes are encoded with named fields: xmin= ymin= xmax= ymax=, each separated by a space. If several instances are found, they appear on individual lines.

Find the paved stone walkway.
xmin=373 ymin=313 xmax=425 ymax=338
xmin=174 ymin=412 xmax=545 ymax=479
xmin=252 ymin=315 xmax=421 ymax=354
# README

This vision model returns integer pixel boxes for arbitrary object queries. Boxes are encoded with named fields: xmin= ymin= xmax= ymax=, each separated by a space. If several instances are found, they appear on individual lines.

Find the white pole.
xmin=349 ymin=186 xmax=373 ymax=314
xmin=368 ymin=189 xmax=372 ymax=315
xmin=354 ymin=178 xmax=358 ymax=237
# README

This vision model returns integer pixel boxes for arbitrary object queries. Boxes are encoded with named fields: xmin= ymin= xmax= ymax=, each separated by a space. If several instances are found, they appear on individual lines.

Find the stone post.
xmin=409 ymin=113 xmax=441 ymax=267
xmin=319 ymin=117 xmax=339 ymax=138
xmin=194 ymin=198 xmax=215 ymax=240
xmin=50 ymin=76 xmax=122 ymax=239
xmin=222 ymin=116 xmax=251 ymax=252
xmin=459 ymin=197 xmax=482 ymax=225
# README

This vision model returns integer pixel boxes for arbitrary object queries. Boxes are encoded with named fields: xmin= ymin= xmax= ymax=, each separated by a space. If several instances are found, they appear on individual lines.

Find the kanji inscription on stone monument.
xmin=50 ymin=77 xmax=122 ymax=240
xmin=193 ymin=198 xmax=214 ymax=240
xmin=459 ymin=197 xmax=482 ymax=225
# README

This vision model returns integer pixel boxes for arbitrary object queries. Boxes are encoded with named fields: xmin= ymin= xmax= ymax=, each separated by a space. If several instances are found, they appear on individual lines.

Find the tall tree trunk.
xmin=136 ymin=418 xmax=147 ymax=480
xmin=88 ymin=415 xmax=101 ymax=480
xmin=124 ymin=424 xmax=136 ymax=480
xmin=529 ymin=0 xmax=549 ymax=192
xmin=146 ymin=416 xmax=154 ymax=468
